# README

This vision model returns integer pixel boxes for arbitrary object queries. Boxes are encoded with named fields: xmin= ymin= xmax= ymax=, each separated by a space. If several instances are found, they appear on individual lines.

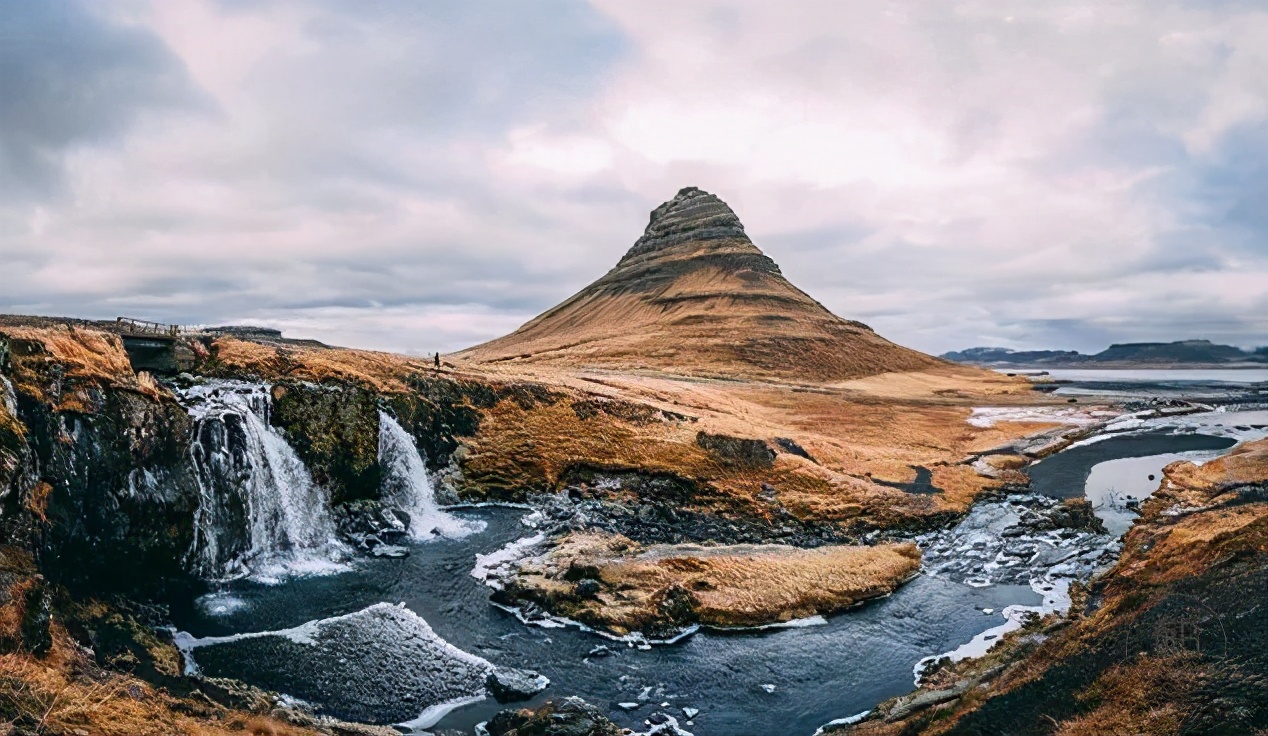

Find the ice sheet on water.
xmin=912 ymin=579 xmax=1070 ymax=685
xmin=176 ymin=602 xmax=499 ymax=724
xmin=470 ymin=533 xmax=548 ymax=589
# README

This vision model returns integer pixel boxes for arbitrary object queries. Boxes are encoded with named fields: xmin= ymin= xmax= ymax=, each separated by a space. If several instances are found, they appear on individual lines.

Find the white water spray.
xmin=377 ymin=411 xmax=483 ymax=540
xmin=183 ymin=381 xmax=345 ymax=581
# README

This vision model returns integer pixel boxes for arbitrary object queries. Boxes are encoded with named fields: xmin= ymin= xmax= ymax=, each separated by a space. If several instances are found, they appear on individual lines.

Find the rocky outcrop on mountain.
xmin=458 ymin=187 xmax=941 ymax=382
xmin=624 ymin=185 xmax=751 ymax=257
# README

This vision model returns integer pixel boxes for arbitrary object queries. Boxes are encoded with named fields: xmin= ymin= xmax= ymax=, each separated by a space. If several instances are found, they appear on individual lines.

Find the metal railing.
xmin=116 ymin=317 xmax=182 ymax=338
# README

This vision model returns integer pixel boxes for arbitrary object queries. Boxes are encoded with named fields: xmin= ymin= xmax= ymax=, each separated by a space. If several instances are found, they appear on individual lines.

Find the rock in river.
xmin=486 ymin=667 xmax=551 ymax=703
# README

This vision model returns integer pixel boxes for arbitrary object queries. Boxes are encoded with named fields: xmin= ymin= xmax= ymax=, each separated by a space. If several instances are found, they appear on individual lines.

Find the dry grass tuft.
xmin=2 ymin=326 xmax=133 ymax=384
xmin=23 ymin=482 xmax=53 ymax=523
xmin=0 ymin=629 xmax=320 ymax=736
xmin=207 ymin=337 xmax=438 ymax=394
xmin=1055 ymin=654 xmax=1203 ymax=736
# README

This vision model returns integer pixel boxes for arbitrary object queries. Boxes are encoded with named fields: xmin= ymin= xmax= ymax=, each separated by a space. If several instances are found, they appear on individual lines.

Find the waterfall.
xmin=377 ymin=411 xmax=483 ymax=540
xmin=183 ymin=381 xmax=345 ymax=581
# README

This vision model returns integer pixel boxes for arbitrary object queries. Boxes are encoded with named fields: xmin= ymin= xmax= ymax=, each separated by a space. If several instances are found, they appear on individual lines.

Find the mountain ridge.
xmin=942 ymin=339 xmax=1267 ymax=367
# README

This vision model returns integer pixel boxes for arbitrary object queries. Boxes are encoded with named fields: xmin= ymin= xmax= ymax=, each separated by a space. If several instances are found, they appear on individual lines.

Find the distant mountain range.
xmin=942 ymin=340 xmax=1268 ymax=367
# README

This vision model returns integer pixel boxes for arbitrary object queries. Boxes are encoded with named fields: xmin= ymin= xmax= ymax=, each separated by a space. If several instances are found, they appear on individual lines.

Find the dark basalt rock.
xmin=485 ymin=667 xmax=550 ymax=703
xmin=574 ymin=578 xmax=602 ymax=598
xmin=695 ymin=431 xmax=776 ymax=468
xmin=7 ymin=384 xmax=201 ymax=597
xmin=333 ymin=500 xmax=410 ymax=550
xmin=486 ymin=697 xmax=624 ymax=736
xmin=270 ymin=380 xmax=382 ymax=505
xmin=774 ymin=437 xmax=816 ymax=462
xmin=621 ymin=186 xmax=751 ymax=262
xmin=18 ymin=575 xmax=52 ymax=656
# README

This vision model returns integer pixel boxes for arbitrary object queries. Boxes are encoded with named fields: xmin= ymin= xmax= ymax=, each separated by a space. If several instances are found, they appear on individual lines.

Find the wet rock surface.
xmin=486 ymin=697 xmax=695 ymax=736
xmin=0 ymin=332 xmax=201 ymax=597
xmin=916 ymin=495 xmax=1118 ymax=586
xmin=270 ymin=380 xmax=382 ymax=505
xmin=486 ymin=667 xmax=550 ymax=703
xmin=525 ymin=492 xmax=857 ymax=548
xmin=332 ymin=499 xmax=410 ymax=551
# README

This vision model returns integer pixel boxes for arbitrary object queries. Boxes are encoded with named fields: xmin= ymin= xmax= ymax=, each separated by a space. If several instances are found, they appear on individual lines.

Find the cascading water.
xmin=182 ymin=381 xmax=345 ymax=581
xmin=378 ymin=411 xmax=483 ymax=540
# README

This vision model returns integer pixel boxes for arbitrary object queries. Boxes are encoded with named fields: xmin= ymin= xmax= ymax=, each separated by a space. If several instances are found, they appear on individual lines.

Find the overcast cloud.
xmin=2 ymin=0 xmax=1266 ymax=355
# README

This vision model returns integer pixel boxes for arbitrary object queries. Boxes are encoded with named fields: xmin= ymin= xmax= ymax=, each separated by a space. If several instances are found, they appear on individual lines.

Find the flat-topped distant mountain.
xmin=943 ymin=339 xmax=1268 ymax=367
xmin=457 ymin=187 xmax=941 ymax=382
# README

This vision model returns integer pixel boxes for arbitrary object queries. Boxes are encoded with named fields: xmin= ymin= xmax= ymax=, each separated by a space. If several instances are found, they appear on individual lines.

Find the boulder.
xmin=486 ymin=697 xmax=623 ymax=736
xmin=486 ymin=667 xmax=550 ymax=703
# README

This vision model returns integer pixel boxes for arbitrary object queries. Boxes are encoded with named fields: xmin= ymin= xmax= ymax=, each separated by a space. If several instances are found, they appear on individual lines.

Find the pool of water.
xmin=1027 ymin=431 xmax=1236 ymax=500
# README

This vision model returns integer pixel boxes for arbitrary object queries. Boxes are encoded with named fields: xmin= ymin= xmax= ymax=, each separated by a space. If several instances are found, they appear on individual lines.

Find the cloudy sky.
xmin=3 ymin=1 xmax=1267 ymax=355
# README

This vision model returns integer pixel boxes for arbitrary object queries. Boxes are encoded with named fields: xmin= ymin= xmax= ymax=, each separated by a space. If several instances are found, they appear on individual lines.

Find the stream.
xmin=169 ymin=375 xmax=1268 ymax=736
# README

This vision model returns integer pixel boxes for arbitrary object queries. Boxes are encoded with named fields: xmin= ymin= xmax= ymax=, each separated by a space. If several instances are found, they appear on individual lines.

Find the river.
xmin=170 ymin=372 xmax=1268 ymax=736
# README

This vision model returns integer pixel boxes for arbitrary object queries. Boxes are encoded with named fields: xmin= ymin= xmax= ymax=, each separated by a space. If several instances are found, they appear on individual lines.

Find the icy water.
xmin=1039 ymin=368 xmax=1268 ymax=385
xmin=1084 ymin=450 xmax=1227 ymax=535
xmin=1041 ymin=368 xmax=1268 ymax=402
xmin=174 ymin=507 xmax=1040 ymax=736
xmin=1039 ymin=368 xmax=1268 ymax=384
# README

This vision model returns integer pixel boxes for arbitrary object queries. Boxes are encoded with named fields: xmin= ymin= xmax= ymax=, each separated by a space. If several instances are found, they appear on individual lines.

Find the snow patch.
xmin=967 ymin=406 xmax=1116 ymax=428
xmin=471 ymin=533 xmax=548 ymax=590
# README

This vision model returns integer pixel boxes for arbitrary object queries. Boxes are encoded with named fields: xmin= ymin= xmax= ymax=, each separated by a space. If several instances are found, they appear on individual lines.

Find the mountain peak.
xmin=457 ymin=187 xmax=939 ymax=381
xmin=620 ymin=187 xmax=750 ymax=265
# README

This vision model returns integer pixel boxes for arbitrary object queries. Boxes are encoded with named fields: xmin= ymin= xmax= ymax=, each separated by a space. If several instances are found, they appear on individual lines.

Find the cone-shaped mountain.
xmin=458 ymin=187 xmax=940 ymax=381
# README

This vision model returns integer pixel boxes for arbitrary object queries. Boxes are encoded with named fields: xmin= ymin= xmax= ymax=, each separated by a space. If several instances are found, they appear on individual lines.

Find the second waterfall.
xmin=378 ymin=411 xmax=484 ymax=540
